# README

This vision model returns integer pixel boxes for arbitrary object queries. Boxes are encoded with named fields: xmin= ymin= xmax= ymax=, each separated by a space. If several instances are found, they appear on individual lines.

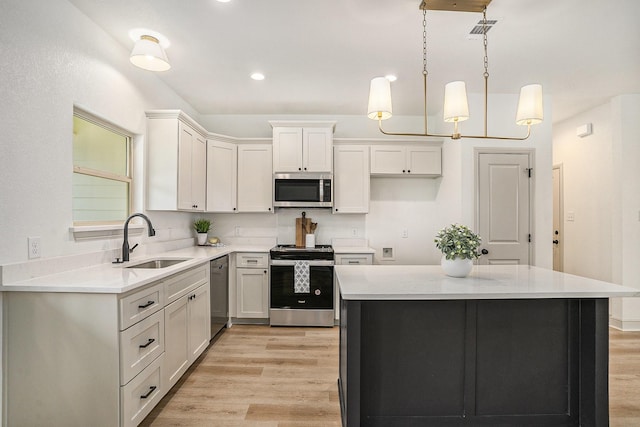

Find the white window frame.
xmin=71 ymin=108 xmax=135 ymax=238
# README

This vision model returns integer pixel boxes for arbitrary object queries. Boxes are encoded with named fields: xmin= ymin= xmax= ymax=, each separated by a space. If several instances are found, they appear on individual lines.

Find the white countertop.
xmin=0 ymin=245 xmax=271 ymax=294
xmin=333 ymin=246 xmax=376 ymax=254
xmin=336 ymin=264 xmax=639 ymax=300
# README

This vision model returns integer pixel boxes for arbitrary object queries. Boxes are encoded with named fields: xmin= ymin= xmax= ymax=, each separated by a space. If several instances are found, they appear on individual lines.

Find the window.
xmin=72 ymin=109 xmax=132 ymax=225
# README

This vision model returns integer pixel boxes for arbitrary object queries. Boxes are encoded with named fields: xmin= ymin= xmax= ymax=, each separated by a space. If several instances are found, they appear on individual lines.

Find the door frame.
xmin=474 ymin=148 xmax=535 ymax=266
xmin=552 ymin=164 xmax=564 ymax=271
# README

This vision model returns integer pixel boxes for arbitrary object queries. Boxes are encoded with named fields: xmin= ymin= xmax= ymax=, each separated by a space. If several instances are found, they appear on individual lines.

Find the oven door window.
xmin=274 ymin=179 xmax=320 ymax=202
xmin=270 ymin=265 xmax=333 ymax=309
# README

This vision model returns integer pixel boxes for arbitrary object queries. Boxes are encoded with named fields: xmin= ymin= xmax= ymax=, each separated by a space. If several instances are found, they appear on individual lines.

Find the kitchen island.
xmin=336 ymin=265 xmax=639 ymax=427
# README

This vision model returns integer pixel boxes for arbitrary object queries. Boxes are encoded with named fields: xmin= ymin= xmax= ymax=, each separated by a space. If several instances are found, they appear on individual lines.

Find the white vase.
xmin=197 ymin=233 xmax=208 ymax=245
xmin=441 ymin=256 xmax=473 ymax=278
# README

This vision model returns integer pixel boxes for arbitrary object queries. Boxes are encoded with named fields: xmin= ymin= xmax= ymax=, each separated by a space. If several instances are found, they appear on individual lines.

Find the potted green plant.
xmin=193 ymin=218 xmax=211 ymax=246
xmin=434 ymin=224 xmax=482 ymax=277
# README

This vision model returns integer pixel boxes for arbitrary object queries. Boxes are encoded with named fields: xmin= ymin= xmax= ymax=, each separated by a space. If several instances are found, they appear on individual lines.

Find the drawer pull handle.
xmin=140 ymin=385 xmax=157 ymax=399
xmin=298 ymin=300 xmax=306 ymax=304
xmin=348 ymin=261 xmax=359 ymax=264
xmin=138 ymin=300 xmax=155 ymax=309
xmin=247 ymin=259 xmax=258 ymax=263
xmin=139 ymin=338 xmax=155 ymax=349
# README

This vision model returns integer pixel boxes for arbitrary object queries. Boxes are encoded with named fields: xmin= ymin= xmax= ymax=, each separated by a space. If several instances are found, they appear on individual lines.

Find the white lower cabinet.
xmin=3 ymin=263 xmax=210 ymax=427
xmin=164 ymin=282 xmax=210 ymax=390
xmin=235 ymin=252 xmax=269 ymax=320
xmin=334 ymin=253 xmax=373 ymax=321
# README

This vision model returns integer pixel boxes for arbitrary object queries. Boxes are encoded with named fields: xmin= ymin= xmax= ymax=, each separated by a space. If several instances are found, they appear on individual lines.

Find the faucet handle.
xmin=130 ymin=243 xmax=139 ymax=253
xmin=112 ymin=258 xmax=122 ymax=264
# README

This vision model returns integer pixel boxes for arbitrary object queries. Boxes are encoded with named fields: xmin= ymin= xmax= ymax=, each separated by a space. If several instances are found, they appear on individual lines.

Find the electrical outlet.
xmin=567 ymin=211 xmax=575 ymax=222
xmin=382 ymin=248 xmax=394 ymax=258
xmin=28 ymin=237 xmax=41 ymax=259
xmin=401 ymin=229 xmax=408 ymax=238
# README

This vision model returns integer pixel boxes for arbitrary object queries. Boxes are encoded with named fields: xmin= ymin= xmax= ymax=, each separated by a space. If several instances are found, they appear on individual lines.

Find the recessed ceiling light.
xmin=251 ymin=73 xmax=265 ymax=81
xmin=385 ymin=75 xmax=397 ymax=82
xmin=217 ymin=0 xmax=231 ymax=3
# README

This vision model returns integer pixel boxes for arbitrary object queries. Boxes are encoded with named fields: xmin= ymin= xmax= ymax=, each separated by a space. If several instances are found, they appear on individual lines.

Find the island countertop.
xmin=335 ymin=264 xmax=639 ymax=300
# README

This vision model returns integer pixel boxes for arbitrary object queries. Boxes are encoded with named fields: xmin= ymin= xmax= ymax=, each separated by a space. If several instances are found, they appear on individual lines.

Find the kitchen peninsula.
xmin=336 ymin=265 xmax=639 ymax=427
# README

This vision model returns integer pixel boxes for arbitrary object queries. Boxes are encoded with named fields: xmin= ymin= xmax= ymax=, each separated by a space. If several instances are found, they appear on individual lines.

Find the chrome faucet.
xmin=114 ymin=213 xmax=156 ymax=263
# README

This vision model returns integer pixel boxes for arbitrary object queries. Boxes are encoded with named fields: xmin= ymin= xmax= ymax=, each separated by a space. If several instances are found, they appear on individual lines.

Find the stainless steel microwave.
xmin=273 ymin=173 xmax=332 ymax=208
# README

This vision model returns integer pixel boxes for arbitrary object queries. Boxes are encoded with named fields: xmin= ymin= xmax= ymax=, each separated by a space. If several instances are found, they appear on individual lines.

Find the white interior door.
xmin=477 ymin=152 xmax=531 ymax=265
xmin=552 ymin=165 xmax=563 ymax=271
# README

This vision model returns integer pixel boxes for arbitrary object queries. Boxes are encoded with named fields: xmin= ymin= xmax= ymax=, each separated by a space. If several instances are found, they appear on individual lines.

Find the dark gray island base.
xmin=338 ymin=297 xmax=609 ymax=427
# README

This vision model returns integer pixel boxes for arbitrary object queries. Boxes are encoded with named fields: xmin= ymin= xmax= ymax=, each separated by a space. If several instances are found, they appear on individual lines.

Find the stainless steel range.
xmin=269 ymin=244 xmax=334 ymax=327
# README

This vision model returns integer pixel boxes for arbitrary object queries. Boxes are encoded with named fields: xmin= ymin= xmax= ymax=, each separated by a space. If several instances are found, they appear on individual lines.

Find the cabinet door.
xmin=164 ymin=295 xmax=189 ymax=390
xmin=188 ymin=284 xmax=210 ymax=361
xmin=177 ymin=122 xmax=206 ymax=211
xmin=236 ymin=268 xmax=269 ymax=318
xmin=273 ymin=127 xmax=303 ymax=172
xmin=370 ymin=145 xmax=406 ymax=174
xmin=333 ymin=145 xmax=370 ymax=214
xmin=191 ymin=134 xmax=207 ymax=209
xmin=206 ymin=140 xmax=237 ymax=212
xmin=177 ymin=123 xmax=195 ymax=210
xmin=303 ymin=128 xmax=333 ymax=172
xmin=237 ymin=144 xmax=273 ymax=213
xmin=406 ymin=146 xmax=441 ymax=176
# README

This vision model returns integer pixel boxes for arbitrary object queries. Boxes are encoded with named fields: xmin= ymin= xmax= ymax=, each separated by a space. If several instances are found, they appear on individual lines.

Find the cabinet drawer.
xmin=119 ymin=282 xmax=165 ymax=331
xmin=236 ymin=252 xmax=268 ymax=268
xmin=165 ymin=264 xmax=209 ymax=304
xmin=336 ymin=254 xmax=373 ymax=265
xmin=121 ymin=352 xmax=164 ymax=427
xmin=120 ymin=310 xmax=165 ymax=385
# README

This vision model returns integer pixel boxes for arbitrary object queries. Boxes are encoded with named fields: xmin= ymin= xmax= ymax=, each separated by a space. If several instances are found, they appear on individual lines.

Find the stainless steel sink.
xmin=125 ymin=258 xmax=190 ymax=269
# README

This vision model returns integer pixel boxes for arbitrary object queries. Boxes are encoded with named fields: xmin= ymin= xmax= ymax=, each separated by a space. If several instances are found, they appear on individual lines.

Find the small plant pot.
xmin=197 ymin=233 xmax=208 ymax=245
xmin=441 ymin=256 xmax=473 ymax=278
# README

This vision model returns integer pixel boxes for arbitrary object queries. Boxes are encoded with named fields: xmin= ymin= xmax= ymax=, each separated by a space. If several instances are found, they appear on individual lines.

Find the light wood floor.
xmin=142 ymin=325 xmax=640 ymax=427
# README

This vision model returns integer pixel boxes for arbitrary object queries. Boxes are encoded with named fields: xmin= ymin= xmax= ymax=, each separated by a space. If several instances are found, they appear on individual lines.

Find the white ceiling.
xmin=68 ymin=0 xmax=640 ymax=124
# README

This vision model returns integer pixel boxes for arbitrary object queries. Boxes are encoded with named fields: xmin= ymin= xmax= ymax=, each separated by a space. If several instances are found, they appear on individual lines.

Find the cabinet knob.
xmin=304 ymin=167 xmax=307 ymax=171
xmin=335 ymin=208 xmax=339 ymax=212
xmin=298 ymin=167 xmax=302 ymax=171
xmin=233 ymin=207 xmax=236 ymax=211
xmin=268 ymin=208 xmax=271 ymax=211
xmin=407 ymin=170 xmax=411 ymax=173
xmin=264 ymin=270 xmax=267 ymax=274
xmin=402 ymin=170 xmax=406 ymax=173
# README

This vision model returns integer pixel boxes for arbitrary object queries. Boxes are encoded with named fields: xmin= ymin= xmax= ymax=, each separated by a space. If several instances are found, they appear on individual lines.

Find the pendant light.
xmin=367 ymin=0 xmax=544 ymax=140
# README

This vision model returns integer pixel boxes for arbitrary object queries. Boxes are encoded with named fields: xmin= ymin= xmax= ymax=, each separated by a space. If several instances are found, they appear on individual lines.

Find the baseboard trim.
xmin=610 ymin=318 xmax=640 ymax=331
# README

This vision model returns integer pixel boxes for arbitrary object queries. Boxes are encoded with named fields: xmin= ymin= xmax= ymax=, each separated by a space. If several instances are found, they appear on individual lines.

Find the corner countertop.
xmin=0 ymin=245 xmax=271 ymax=294
xmin=336 ymin=264 xmax=639 ymax=300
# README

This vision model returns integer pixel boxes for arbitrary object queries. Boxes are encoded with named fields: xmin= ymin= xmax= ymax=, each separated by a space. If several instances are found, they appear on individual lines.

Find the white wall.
xmin=553 ymin=94 xmax=640 ymax=329
xmin=0 ymin=0 xmax=200 ymax=265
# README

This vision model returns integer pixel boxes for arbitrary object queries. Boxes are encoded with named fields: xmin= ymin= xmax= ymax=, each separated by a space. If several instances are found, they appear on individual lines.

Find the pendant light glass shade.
xmin=443 ymin=81 xmax=470 ymax=122
xmin=367 ymin=77 xmax=393 ymax=120
xmin=130 ymin=35 xmax=171 ymax=72
xmin=516 ymin=84 xmax=543 ymax=125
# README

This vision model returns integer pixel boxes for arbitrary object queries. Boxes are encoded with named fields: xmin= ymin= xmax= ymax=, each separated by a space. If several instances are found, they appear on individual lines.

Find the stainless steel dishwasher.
xmin=210 ymin=255 xmax=229 ymax=339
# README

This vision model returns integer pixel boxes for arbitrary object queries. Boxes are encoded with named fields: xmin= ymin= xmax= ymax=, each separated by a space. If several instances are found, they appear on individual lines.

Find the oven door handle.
xmin=269 ymin=260 xmax=334 ymax=267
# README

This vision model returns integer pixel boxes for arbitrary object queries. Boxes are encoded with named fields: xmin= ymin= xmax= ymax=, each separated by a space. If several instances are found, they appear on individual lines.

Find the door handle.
xmin=553 ymin=240 xmax=559 ymax=245
xmin=480 ymin=249 xmax=489 ymax=255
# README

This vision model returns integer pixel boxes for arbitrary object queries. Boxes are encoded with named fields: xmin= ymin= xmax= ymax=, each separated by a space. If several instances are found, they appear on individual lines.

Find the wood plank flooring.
xmin=142 ymin=325 xmax=640 ymax=427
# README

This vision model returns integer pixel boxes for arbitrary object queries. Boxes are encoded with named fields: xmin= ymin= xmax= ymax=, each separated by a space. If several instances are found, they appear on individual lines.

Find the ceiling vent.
xmin=469 ymin=19 xmax=497 ymax=35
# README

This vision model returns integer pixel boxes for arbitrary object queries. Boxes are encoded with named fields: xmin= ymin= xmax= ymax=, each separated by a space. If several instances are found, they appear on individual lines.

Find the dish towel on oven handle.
xmin=294 ymin=260 xmax=310 ymax=293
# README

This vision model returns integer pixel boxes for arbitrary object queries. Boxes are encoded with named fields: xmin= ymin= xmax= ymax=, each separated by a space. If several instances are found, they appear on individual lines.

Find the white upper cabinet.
xmin=146 ymin=111 xmax=207 ymax=211
xmin=237 ymin=144 xmax=273 ymax=213
xmin=271 ymin=122 xmax=335 ymax=173
xmin=206 ymin=139 xmax=237 ymax=213
xmin=370 ymin=145 xmax=441 ymax=177
xmin=333 ymin=145 xmax=370 ymax=214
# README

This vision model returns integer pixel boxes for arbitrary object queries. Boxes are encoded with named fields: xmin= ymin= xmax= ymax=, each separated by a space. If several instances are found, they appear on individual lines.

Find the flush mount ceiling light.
xmin=128 ymin=29 xmax=171 ymax=72
xmin=251 ymin=72 xmax=265 ymax=81
xmin=367 ymin=0 xmax=543 ymax=140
